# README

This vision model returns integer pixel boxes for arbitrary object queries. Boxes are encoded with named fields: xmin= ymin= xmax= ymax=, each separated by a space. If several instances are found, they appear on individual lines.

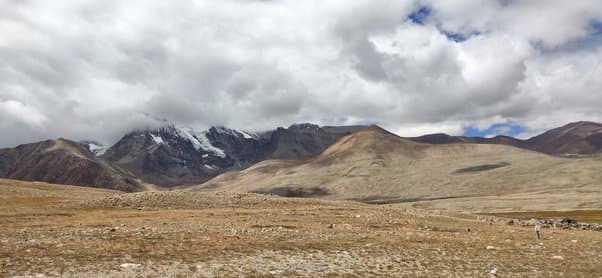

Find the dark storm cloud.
xmin=1 ymin=0 xmax=602 ymax=147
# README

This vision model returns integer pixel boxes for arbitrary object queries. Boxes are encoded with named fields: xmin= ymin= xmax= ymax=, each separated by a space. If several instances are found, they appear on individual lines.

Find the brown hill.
xmin=525 ymin=121 xmax=602 ymax=155
xmin=0 ymin=139 xmax=145 ymax=192
xmin=196 ymin=127 xmax=602 ymax=212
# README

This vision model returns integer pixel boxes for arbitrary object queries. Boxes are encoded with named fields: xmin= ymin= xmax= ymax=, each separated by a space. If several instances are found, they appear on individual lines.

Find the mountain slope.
xmin=0 ymin=139 xmax=143 ymax=192
xmin=101 ymin=126 xmax=228 ymax=187
xmin=525 ymin=121 xmax=602 ymax=155
xmin=196 ymin=126 xmax=602 ymax=211
xmin=268 ymin=124 xmax=366 ymax=159
xmin=102 ymin=124 xmax=366 ymax=187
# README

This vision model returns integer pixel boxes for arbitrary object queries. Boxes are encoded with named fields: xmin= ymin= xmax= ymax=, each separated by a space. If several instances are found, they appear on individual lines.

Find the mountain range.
xmin=0 ymin=121 xmax=600 ymax=192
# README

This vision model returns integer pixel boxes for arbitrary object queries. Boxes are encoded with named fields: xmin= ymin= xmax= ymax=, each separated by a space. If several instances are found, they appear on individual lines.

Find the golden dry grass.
xmin=1 ymin=179 xmax=601 ymax=277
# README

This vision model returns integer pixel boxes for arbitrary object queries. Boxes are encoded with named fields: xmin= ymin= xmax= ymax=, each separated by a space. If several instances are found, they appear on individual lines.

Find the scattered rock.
xmin=120 ymin=263 xmax=142 ymax=270
xmin=505 ymin=217 xmax=602 ymax=231
xmin=550 ymin=255 xmax=564 ymax=260
xmin=486 ymin=246 xmax=496 ymax=250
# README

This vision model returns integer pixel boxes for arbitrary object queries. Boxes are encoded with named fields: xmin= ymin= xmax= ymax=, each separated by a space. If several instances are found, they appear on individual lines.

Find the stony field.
xmin=1 ymin=180 xmax=601 ymax=277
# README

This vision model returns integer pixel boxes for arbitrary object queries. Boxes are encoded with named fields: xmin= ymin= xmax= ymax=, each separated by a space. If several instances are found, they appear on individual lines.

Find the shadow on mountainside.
xmin=251 ymin=186 xmax=331 ymax=198
xmin=453 ymin=162 xmax=510 ymax=174
xmin=351 ymin=194 xmax=481 ymax=205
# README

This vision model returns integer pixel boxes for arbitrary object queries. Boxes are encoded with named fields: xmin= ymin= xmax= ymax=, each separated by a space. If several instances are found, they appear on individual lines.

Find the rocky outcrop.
xmin=481 ymin=216 xmax=602 ymax=232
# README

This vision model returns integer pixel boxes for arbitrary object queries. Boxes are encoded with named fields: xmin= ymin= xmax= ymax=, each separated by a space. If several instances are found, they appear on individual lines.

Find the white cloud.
xmin=390 ymin=122 xmax=465 ymax=137
xmin=425 ymin=0 xmax=602 ymax=47
xmin=0 ymin=100 xmax=47 ymax=128
xmin=0 ymin=0 xmax=601 ymax=147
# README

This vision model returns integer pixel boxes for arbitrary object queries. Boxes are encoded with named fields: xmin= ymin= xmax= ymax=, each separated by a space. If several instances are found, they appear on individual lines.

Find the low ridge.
xmin=408 ymin=121 xmax=602 ymax=155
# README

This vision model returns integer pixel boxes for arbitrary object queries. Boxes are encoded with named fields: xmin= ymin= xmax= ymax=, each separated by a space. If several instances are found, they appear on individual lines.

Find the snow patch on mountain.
xmin=150 ymin=134 xmax=165 ymax=144
xmin=195 ymin=132 xmax=227 ymax=158
xmin=176 ymin=127 xmax=226 ymax=158
xmin=83 ymin=141 xmax=107 ymax=156
xmin=240 ymin=130 xmax=257 ymax=139
xmin=213 ymin=126 xmax=257 ymax=139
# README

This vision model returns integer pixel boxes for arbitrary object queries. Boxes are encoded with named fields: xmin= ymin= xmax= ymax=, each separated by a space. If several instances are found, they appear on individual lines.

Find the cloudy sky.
xmin=1 ymin=0 xmax=602 ymax=147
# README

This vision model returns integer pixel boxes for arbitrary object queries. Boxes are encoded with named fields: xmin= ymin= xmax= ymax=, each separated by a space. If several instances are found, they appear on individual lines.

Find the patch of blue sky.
xmin=408 ymin=6 xmax=430 ymax=25
xmin=590 ymin=20 xmax=602 ymax=35
xmin=408 ymin=6 xmax=479 ymax=43
xmin=463 ymin=123 xmax=525 ymax=138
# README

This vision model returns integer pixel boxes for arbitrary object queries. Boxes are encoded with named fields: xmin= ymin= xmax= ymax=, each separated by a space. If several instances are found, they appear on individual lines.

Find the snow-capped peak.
xmin=139 ymin=125 xmax=258 ymax=158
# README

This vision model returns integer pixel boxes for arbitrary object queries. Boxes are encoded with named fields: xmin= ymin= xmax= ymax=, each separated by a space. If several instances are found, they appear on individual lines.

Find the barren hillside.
xmin=197 ymin=126 xmax=602 ymax=212
xmin=0 ymin=140 xmax=146 ymax=192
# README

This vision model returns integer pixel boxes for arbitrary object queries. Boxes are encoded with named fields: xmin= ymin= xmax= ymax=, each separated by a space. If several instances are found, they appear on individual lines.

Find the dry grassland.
xmin=1 ymin=179 xmax=601 ymax=277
